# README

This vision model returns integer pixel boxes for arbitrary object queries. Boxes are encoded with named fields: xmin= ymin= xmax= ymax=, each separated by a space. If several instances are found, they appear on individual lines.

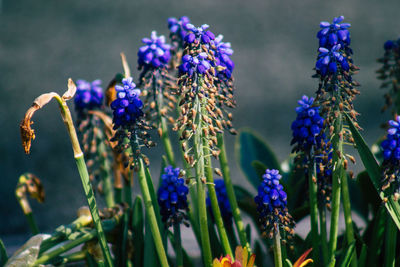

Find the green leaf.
xmin=339 ymin=241 xmax=355 ymax=267
xmin=234 ymin=186 xmax=258 ymax=226
xmin=143 ymin=220 xmax=159 ymax=267
xmin=254 ymin=241 xmax=264 ymax=267
xmin=0 ymin=238 xmax=7 ymax=266
xmin=345 ymin=113 xmax=400 ymax=230
xmin=367 ymin=206 xmax=386 ymax=266
xmin=357 ymin=244 xmax=367 ymax=267
xmin=356 ymin=171 xmax=380 ymax=214
xmin=132 ymin=197 xmax=144 ymax=267
xmin=235 ymin=129 xmax=281 ymax=189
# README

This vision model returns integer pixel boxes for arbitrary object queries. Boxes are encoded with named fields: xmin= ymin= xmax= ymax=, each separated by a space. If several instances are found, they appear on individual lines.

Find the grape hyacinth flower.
xmin=184 ymin=24 xmax=215 ymax=44
xmin=74 ymin=79 xmax=103 ymax=112
xmin=317 ymin=16 xmax=351 ymax=50
xmin=213 ymin=35 xmax=235 ymax=79
xmin=168 ymin=16 xmax=191 ymax=41
xmin=207 ymin=179 xmax=232 ymax=222
xmin=254 ymin=169 xmax=294 ymax=238
xmin=179 ymin=53 xmax=212 ymax=76
xmin=291 ymin=95 xmax=325 ymax=153
xmin=157 ymin=166 xmax=189 ymax=226
xmin=316 ymin=45 xmax=350 ymax=77
xmin=138 ymin=31 xmax=171 ymax=69
xmin=381 ymin=116 xmax=400 ymax=199
xmin=110 ymin=77 xmax=143 ymax=130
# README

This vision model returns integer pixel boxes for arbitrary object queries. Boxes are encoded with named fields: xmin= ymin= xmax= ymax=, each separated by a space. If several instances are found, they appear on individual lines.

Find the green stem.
xmin=273 ymin=229 xmax=283 ymax=267
xmin=174 ymin=223 xmax=183 ymax=267
xmin=137 ymin=157 xmax=169 ymax=267
xmin=97 ymin=130 xmax=114 ymax=208
xmin=204 ymin=145 xmax=233 ymax=258
xmin=75 ymin=156 xmax=114 ymax=266
xmin=328 ymin=114 xmax=343 ymax=265
xmin=308 ymin=163 xmax=320 ymax=264
xmin=26 ymin=212 xmax=39 ymax=235
xmin=54 ymin=96 xmax=113 ymax=266
xmin=35 ymin=219 xmax=117 ymax=265
xmin=341 ymin=171 xmax=357 ymax=267
xmin=217 ymin=133 xmax=250 ymax=250
xmin=384 ymin=216 xmax=397 ymax=267
xmin=319 ymin=206 xmax=329 ymax=266
xmin=194 ymin=95 xmax=212 ymax=267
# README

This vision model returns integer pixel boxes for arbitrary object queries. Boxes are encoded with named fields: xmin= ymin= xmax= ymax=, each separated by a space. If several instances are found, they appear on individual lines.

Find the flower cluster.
xmin=213 ymin=35 xmax=235 ymax=79
xmin=315 ymin=16 xmax=352 ymax=77
xmin=157 ymin=166 xmax=189 ymax=226
xmin=315 ymin=45 xmax=349 ymax=76
xmin=381 ymin=116 xmax=400 ymax=199
xmin=74 ymin=79 xmax=103 ymax=112
xmin=207 ymin=179 xmax=232 ymax=222
xmin=179 ymin=53 xmax=211 ymax=76
xmin=381 ymin=116 xmax=400 ymax=163
xmin=254 ymin=169 xmax=294 ymax=238
xmin=110 ymin=77 xmax=143 ymax=130
xmin=138 ymin=31 xmax=171 ymax=69
xmin=185 ymin=24 xmax=215 ymax=44
xmin=291 ymin=95 xmax=324 ymax=152
xmin=168 ymin=16 xmax=191 ymax=43
xmin=317 ymin=16 xmax=351 ymax=50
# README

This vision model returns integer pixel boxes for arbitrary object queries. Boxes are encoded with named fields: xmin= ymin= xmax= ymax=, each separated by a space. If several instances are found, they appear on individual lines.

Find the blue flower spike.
xmin=254 ymin=169 xmax=294 ymax=238
xmin=157 ymin=166 xmax=189 ymax=226
xmin=74 ymin=79 xmax=104 ymax=113
xmin=138 ymin=31 xmax=171 ymax=69
xmin=110 ymin=77 xmax=144 ymax=130
xmin=291 ymin=95 xmax=325 ymax=152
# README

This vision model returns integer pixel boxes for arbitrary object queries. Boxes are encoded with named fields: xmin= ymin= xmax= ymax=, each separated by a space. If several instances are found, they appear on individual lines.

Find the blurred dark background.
xmin=1 ymin=0 xmax=399 ymax=253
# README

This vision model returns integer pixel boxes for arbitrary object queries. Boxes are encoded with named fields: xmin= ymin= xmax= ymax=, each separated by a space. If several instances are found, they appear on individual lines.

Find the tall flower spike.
xmin=377 ymin=37 xmax=400 ymax=114
xmin=213 ymin=34 xmax=235 ymax=80
xmin=74 ymin=79 xmax=104 ymax=115
xmin=254 ymin=169 xmax=294 ymax=239
xmin=184 ymin=24 xmax=215 ymax=44
xmin=291 ymin=95 xmax=325 ymax=152
xmin=381 ymin=116 xmax=400 ymax=199
xmin=157 ymin=166 xmax=189 ymax=226
xmin=110 ymin=77 xmax=143 ymax=130
xmin=138 ymin=31 xmax=171 ymax=70
xmin=207 ymin=179 xmax=232 ymax=223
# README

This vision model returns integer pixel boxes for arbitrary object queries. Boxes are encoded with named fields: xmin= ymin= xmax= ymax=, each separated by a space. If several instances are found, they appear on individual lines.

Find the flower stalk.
xmin=273 ymin=229 xmax=283 ymax=267
xmin=217 ymin=133 xmax=250 ymax=250
xmin=308 ymin=163 xmax=320 ymax=264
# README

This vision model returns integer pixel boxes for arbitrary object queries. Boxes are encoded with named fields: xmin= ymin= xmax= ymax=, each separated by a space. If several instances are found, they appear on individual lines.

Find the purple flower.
xmin=110 ymin=77 xmax=143 ymax=129
xmin=254 ymin=169 xmax=287 ymax=214
xmin=317 ymin=16 xmax=351 ymax=49
xmin=74 ymin=79 xmax=103 ymax=112
xmin=213 ymin=35 xmax=235 ymax=79
xmin=168 ymin=16 xmax=191 ymax=40
xmin=381 ymin=116 xmax=400 ymax=163
xmin=291 ymin=95 xmax=325 ymax=152
xmin=157 ymin=166 xmax=189 ymax=225
xmin=138 ymin=31 xmax=171 ymax=69
xmin=184 ymin=24 xmax=215 ymax=44
xmin=316 ymin=45 xmax=350 ymax=76
xmin=179 ymin=52 xmax=211 ymax=76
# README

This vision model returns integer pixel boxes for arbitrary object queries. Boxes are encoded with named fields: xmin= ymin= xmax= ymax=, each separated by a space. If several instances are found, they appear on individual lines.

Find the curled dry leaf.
xmin=62 ymin=78 xmax=77 ymax=100
xmin=20 ymin=93 xmax=59 ymax=154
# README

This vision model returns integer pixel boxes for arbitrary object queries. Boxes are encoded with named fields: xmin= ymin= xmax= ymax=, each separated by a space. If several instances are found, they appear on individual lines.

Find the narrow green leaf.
xmin=254 ymin=241 xmax=264 ymax=267
xmin=132 ymin=197 xmax=144 ymax=267
xmin=0 ymin=238 xmax=8 ymax=266
xmin=143 ymin=219 xmax=159 ymax=267
xmin=339 ymin=241 xmax=356 ymax=267
xmin=367 ymin=206 xmax=386 ymax=266
xmin=357 ymin=244 xmax=367 ymax=267
xmin=285 ymin=259 xmax=293 ymax=267
xmin=345 ymin=113 xmax=400 ymax=230
xmin=235 ymin=129 xmax=281 ymax=189
xmin=245 ymin=224 xmax=252 ymax=244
